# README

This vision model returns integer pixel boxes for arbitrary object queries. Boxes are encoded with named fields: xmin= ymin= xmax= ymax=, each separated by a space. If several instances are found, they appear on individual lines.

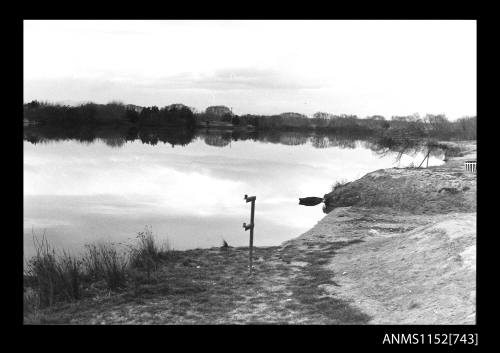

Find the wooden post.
xmin=249 ymin=199 xmax=255 ymax=273
xmin=243 ymin=194 xmax=256 ymax=275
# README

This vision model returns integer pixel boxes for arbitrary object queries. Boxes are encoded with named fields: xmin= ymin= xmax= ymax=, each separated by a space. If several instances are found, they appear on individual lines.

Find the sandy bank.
xmin=285 ymin=140 xmax=476 ymax=324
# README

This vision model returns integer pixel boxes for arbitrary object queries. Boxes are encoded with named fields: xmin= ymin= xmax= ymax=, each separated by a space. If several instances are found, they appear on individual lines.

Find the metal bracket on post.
xmin=243 ymin=194 xmax=256 ymax=275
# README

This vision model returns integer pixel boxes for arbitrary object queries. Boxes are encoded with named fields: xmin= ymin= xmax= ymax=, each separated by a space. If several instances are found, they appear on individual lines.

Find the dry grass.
xmin=24 ymin=226 xmax=171 ymax=318
xmin=331 ymin=179 xmax=349 ymax=192
xmin=24 ymin=240 xmax=371 ymax=324
xmin=24 ymin=232 xmax=84 ymax=309
xmin=82 ymin=242 xmax=129 ymax=290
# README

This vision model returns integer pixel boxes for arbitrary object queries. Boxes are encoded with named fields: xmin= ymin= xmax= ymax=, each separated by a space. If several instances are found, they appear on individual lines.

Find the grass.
xmin=325 ymin=142 xmax=475 ymax=215
xmin=274 ymin=240 xmax=370 ymax=323
xmin=82 ymin=242 xmax=128 ymax=290
xmin=128 ymin=226 xmax=169 ymax=280
xmin=24 ymin=232 xmax=84 ymax=309
xmin=24 ymin=226 xmax=170 ymax=314
xmin=24 ymin=238 xmax=372 ymax=324
xmin=331 ymin=179 xmax=349 ymax=192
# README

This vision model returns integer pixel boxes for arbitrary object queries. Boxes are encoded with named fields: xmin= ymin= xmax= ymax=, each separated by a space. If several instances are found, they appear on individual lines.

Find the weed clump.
xmin=82 ymin=242 xmax=128 ymax=290
xmin=25 ymin=226 xmax=171 ymax=311
xmin=332 ymin=179 xmax=349 ymax=192
xmin=25 ymin=233 xmax=84 ymax=308
xmin=128 ymin=226 xmax=169 ymax=280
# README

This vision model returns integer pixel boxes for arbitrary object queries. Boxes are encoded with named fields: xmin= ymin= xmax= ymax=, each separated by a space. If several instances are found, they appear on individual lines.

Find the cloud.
xmin=24 ymin=21 xmax=475 ymax=119
xmin=24 ymin=66 xmax=326 ymax=106
xmin=138 ymin=68 xmax=326 ymax=91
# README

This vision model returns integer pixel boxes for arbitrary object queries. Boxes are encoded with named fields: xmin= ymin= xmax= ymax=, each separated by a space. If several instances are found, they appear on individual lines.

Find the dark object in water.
xmin=299 ymin=197 xmax=324 ymax=206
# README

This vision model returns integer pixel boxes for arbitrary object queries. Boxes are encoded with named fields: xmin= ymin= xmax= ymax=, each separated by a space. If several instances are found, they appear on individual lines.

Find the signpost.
xmin=243 ymin=194 xmax=256 ymax=275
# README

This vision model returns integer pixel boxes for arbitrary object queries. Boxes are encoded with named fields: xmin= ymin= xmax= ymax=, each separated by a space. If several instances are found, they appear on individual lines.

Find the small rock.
xmin=196 ymin=266 xmax=200 ymax=269
xmin=342 ymin=271 xmax=347 ymax=275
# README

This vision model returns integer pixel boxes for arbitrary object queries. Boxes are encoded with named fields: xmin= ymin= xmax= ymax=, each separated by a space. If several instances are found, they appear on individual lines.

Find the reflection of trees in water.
xmin=139 ymin=131 xmax=160 ymax=146
xmin=309 ymin=134 xmax=358 ymax=149
xmin=203 ymin=132 xmax=232 ymax=147
xmin=24 ymin=125 xmax=197 ymax=148
xmin=101 ymin=137 xmax=126 ymax=148
xmin=24 ymin=126 xmax=453 ymax=162
xmin=368 ymin=137 xmax=447 ymax=166
xmin=253 ymin=130 xmax=365 ymax=149
xmin=325 ymin=136 xmax=358 ymax=149
xmin=138 ymin=127 xmax=196 ymax=147
xmin=230 ymin=130 xmax=256 ymax=142
xmin=310 ymin=136 xmax=330 ymax=149
xmin=251 ymin=131 xmax=311 ymax=146
xmin=24 ymin=125 xmax=110 ymax=145
xmin=369 ymin=137 xmax=420 ymax=163
xmin=278 ymin=132 xmax=309 ymax=146
xmin=125 ymin=126 xmax=139 ymax=141
xmin=24 ymin=134 xmax=44 ymax=145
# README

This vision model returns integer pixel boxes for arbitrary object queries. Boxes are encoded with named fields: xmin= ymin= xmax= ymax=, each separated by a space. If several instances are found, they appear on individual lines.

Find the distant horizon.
xmin=24 ymin=20 xmax=476 ymax=121
xmin=23 ymin=98 xmax=476 ymax=120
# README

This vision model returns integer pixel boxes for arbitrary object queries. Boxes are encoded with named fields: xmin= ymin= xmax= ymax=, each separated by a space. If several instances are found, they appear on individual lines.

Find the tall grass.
xmin=332 ymin=179 xmax=349 ymax=192
xmin=25 ymin=233 xmax=83 ymax=308
xmin=81 ymin=242 xmax=128 ymax=290
xmin=24 ymin=227 xmax=170 ymax=310
xmin=128 ymin=227 xmax=170 ymax=280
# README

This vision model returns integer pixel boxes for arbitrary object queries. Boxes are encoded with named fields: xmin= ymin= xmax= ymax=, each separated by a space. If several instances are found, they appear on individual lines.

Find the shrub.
xmin=25 ymin=233 xmax=83 ymax=308
xmin=24 ymin=228 xmax=173 ymax=311
xmin=332 ymin=179 xmax=349 ymax=192
xmin=128 ymin=227 xmax=169 ymax=280
xmin=81 ymin=242 xmax=128 ymax=290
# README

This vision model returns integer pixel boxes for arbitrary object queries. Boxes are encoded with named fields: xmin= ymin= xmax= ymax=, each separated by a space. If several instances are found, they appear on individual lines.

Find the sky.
xmin=24 ymin=20 xmax=476 ymax=120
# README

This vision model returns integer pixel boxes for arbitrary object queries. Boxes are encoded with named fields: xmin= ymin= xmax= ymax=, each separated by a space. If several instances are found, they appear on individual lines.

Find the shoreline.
xmin=288 ymin=140 xmax=476 ymax=324
xmin=24 ymin=141 xmax=476 ymax=324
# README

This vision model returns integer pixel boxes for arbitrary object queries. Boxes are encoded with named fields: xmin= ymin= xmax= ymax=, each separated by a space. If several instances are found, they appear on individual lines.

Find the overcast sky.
xmin=24 ymin=20 xmax=476 ymax=119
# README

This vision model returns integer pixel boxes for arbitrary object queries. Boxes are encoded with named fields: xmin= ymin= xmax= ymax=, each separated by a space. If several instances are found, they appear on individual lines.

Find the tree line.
xmin=24 ymin=101 xmax=476 ymax=140
xmin=23 ymin=101 xmax=196 ymax=129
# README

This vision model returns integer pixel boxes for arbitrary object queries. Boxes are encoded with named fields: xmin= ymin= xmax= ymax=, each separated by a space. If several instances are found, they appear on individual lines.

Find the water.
xmin=23 ymin=133 xmax=444 ymax=257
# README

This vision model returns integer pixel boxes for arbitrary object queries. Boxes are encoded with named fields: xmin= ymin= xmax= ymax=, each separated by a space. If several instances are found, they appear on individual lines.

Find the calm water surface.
xmin=24 ymin=136 xmax=444 ymax=257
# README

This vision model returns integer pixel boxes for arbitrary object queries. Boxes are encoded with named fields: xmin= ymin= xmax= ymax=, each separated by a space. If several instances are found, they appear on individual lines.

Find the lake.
xmin=23 ymin=131 xmax=445 ymax=258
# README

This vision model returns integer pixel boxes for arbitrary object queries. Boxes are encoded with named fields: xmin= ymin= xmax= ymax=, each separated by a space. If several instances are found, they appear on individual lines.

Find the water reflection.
xmin=25 ymin=125 xmax=447 ymax=157
xmin=23 ymin=127 xmax=446 ymax=257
